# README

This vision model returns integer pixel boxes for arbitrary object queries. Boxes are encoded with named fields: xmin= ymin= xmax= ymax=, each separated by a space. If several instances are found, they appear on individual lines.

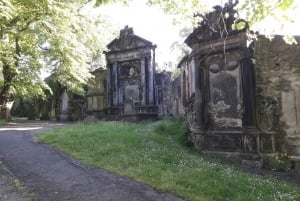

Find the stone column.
xmin=295 ymin=86 xmax=300 ymax=130
xmin=148 ymin=53 xmax=154 ymax=104
xmin=140 ymin=57 xmax=146 ymax=105
xmin=118 ymin=66 xmax=123 ymax=105
xmin=194 ymin=57 xmax=203 ymax=128
xmin=191 ymin=58 xmax=196 ymax=94
xmin=112 ymin=62 xmax=118 ymax=106
xmin=106 ymin=65 xmax=111 ymax=106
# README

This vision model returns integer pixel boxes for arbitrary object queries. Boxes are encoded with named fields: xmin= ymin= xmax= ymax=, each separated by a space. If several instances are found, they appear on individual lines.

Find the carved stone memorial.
xmin=104 ymin=26 xmax=158 ymax=121
xmin=183 ymin=1 xmax=274 ymax=154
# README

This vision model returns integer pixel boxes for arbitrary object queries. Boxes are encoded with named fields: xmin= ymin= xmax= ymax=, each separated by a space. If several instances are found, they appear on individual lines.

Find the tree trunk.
xmin=0 ymin=101 xmax=14 ymax=122
xmin=0 ymin=63 xmax=16 ymax=121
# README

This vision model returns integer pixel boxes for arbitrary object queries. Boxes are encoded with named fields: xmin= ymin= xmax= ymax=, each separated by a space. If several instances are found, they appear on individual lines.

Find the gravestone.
xmin=59 ymin=90 xmax=69 ymax=121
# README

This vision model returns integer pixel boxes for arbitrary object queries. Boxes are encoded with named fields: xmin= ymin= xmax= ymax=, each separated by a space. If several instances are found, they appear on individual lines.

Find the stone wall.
xmin=255 ymin=35 xmax=300 ymax=156
xmin=86 ymin=68 xmax=106 ymax=118
xmin=171 ymin=76 xmax=185 ymax=118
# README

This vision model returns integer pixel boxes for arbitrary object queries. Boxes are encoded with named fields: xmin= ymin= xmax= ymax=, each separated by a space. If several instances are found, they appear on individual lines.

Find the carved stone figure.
xmin=263 ymin=97 xmax=279 ymax=131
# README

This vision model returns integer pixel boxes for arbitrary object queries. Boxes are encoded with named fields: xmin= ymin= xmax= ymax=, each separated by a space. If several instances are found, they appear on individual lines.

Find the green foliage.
xmin=262 ymin=153 xmax=292 ymax=172
xmin=39 ymin=119 xmax=300 ymax=201
xmin=240 ymin=0 xmax=295 ymax=27
xmin=95 ymin=0 xmax=129 ymax=7
xmin=0 ymin=119 xmax=5 ymax=126
xmin=147 ymin=0 xmax=297 ymax=31
xmin=0 ymin=0 xmax=119 ymax=103
xmin=146 ymin=0 xmax=297 ymax=63
xmin=147 ymin=0 xmax=205 ymax=25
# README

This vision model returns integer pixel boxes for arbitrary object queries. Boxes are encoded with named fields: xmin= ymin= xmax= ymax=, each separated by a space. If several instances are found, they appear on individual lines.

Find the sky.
xmin=96 ymin=0 xmax=183 ymax=69
xmin=96 ymin=0 xmax=300 ymax=69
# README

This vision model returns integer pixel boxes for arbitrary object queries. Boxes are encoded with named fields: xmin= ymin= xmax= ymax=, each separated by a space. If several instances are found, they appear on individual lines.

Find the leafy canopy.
xmin=146 ymin=0 xmax=298 ymax=62
xmin=0 ymin=0 xmax=118 ymax=103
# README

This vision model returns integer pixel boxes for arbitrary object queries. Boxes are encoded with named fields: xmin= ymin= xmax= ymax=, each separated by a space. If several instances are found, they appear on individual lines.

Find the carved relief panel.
xmin=204 ymin=51 xmax=243 ymax=128
xmin=119 ymin=60 xmax=141 ymax=80
xmin=119 ymin=60 xmax=141 ymax=113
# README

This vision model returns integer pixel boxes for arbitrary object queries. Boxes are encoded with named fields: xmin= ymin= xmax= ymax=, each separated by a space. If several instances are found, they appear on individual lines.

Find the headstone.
xmin=60 ymin=90 xmax=69 ymax=120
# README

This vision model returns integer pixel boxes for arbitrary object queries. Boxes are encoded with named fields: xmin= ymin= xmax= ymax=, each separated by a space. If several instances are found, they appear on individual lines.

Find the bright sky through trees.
xmin=96 ymin=0 xmax=300 ymax=69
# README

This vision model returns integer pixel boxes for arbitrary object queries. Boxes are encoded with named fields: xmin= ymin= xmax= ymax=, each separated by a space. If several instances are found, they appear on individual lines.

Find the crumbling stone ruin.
xmin=180 ymin=0 xmax=264 ymax=155
xmin=175 ymin=0 xmax=300 ymax=162
xmin=254 ymin=35 xmax=300 ymax=158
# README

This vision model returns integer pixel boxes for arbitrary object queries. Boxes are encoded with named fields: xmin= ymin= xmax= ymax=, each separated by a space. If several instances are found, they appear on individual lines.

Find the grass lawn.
xmin=38 ymin=118 xmax=300 ymax=201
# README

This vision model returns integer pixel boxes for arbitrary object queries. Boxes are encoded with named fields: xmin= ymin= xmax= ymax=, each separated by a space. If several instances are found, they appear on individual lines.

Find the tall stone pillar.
xmin=140 ymin=57 xmax=146 ymax=105
xmin=148 ymin=54 xmax=154 ymax=104
xmin=194 ymin=58 xmax=203 ymax=128
xmin=112 ymin=62 xmax=118 ymax=106
xmin=118 ymin=70 xmax=123 ymax=105
xmin=106 ymin=65 xmax=111 ymax=106
xmin=191 ymin=59 xmax=196 ymax=94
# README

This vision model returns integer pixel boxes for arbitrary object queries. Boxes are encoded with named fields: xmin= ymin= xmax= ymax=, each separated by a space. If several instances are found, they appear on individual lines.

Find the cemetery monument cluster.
xmin=8 ymin=1 xmax=300 ymax=164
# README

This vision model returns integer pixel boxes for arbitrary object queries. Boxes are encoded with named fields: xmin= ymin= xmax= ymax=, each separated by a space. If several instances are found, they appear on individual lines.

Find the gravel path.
xmin=0 ymin=121 xmax=183 ymax=201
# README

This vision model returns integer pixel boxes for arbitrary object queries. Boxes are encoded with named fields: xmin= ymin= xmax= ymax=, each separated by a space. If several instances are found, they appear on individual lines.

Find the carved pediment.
xmin=185 ymin=0 xmax=248 ymax=47
xmin=107 ymin=26 xmax=155 ymax=52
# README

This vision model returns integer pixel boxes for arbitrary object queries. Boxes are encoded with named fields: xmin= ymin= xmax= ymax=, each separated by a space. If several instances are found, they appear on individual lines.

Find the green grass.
xmin=0 ymin=119 xmax=5 ymax=127
xmin=38 ymin=118 xmax=300 ymax=201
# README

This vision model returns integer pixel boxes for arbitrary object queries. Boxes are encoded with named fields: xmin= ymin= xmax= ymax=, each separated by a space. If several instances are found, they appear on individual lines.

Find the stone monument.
xmin=104 ymin=26 xmax=158 ymax=121
xmin=183 ymin=0 xmax=274 ymax=155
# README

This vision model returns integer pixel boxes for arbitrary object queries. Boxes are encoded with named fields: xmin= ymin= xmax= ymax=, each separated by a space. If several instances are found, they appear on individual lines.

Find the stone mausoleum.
xmin=104 ymin=26 xmax=158 ymax=121
xmin=178 ymin=1 xmax=271 ymax=156
xmin=176 ymin=0 xmax=300 ymax=161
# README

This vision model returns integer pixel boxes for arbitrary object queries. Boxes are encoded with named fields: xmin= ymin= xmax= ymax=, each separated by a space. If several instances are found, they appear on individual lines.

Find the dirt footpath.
xmin=0 ymin=121 xmax=183 ymax=201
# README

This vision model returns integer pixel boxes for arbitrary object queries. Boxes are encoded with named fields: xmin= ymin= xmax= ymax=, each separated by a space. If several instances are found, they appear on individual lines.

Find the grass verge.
xmin=38 ymin=118 xmax=300 ymax=201
xmin=0 ymin=119 xmax=5 ymax=127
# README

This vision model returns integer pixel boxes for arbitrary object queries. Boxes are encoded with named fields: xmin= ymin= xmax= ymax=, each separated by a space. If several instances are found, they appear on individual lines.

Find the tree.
xmin=0 ymin=0 xmax=51 ymax=120
xmin=147 ymin=0 xmax=297 ymax=28
xmin=147 ymin=0 xmax=298 ymax=62
xmin=240 ymin=0 xmax=295 ymax=29
xmin=0 ymin=0 xmax=118 ymax=120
